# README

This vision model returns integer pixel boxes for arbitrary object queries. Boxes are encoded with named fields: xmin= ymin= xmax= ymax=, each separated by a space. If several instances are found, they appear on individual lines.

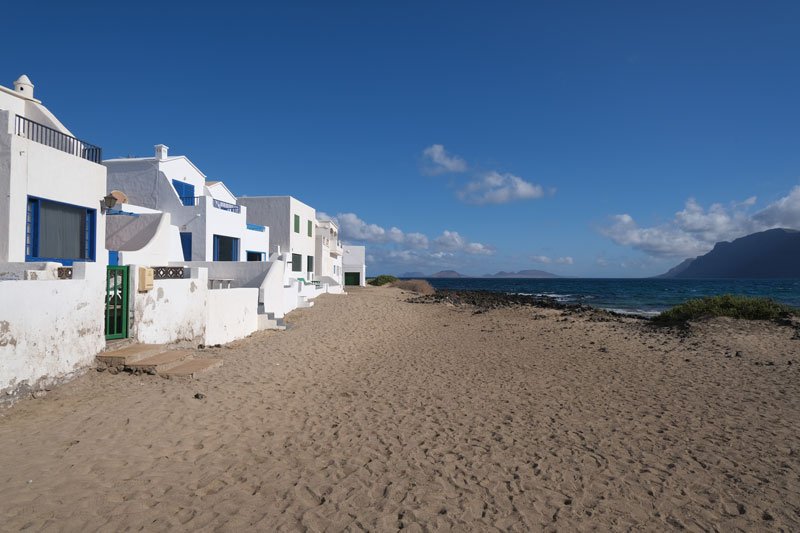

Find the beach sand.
xmin=1 ymin=287 xmax=799 ymax=531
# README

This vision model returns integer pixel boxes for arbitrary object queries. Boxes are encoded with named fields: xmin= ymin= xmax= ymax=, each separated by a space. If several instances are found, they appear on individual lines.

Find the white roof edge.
xmin=0 ymin=84 xmax=41 ymax=104
xmin=207 ymin=180 xmax=237 ymax=199
xmin=102 ymin=154 xmax=207 ymax=179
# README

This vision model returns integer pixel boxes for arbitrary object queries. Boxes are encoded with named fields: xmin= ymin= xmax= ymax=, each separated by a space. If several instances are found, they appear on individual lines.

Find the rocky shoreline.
xmin=407 ymin=288 xmax=638 ymax=319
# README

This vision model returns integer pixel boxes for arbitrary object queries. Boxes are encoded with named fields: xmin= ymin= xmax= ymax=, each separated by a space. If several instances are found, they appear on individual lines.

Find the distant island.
xmin=658 ymin=228 xmax=800 ymax=279
xmin=429 ymin=270 xmax=469 ymax=278
xmin=403 ymin=269 xmax=562 ymax=279
xmin=484 ymin=269 xmax=561 ymax=279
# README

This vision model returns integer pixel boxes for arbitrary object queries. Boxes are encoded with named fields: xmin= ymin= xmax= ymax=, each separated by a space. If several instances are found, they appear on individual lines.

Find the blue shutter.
xmin=172 ymin=180 xmax=195 ymax=206
xmin=180 ymin=232 xmax=192 ymax=261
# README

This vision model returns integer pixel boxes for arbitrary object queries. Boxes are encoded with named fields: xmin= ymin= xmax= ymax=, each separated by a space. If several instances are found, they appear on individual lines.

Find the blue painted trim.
xmin=245 ymin=250 xmax=266 ymax=261
xmin=172 ymin=180 xmax=196 ymax=206
xmin=180 ymin=232 xmax=192 ymax=261
xmin=246 ymin=223 xmax=266 ymax=232
xmin=25 ymin=195 xmax=97 ymax=265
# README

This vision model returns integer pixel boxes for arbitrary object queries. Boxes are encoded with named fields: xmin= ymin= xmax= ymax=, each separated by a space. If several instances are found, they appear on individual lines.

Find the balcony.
xmin=178 ymin=196 xmax=241 ymax=214
xmin=15 ymin=115 xmax=102 ymax=164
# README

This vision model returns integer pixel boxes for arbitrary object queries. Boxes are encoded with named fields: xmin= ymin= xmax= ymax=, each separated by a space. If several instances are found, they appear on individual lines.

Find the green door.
xmin=344 ymin=272 xmax=360 ymax=286
xmin=105 ymin=266 xmax=129 ymax=340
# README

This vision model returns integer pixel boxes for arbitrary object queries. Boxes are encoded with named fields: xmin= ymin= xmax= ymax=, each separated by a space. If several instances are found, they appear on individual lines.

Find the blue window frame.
xmin=172 ymin=179 xmax=196 ymax=206
xmin=108 ymin=250 xmax=119 ymax=266
xmin=26 ymin=196 xmax=96 ymax=265
xmin=212 ymin=234 xmax=239 ymax=261
xmin=180 ymin=232 xmax=192 ymax=261
xmin=246 ymin=251 xmax=266 ymax=262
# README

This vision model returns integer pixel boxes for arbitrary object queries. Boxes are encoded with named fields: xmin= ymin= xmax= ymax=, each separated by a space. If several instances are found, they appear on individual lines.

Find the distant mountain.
xmin=399 ymin=271 xmax=426 ymax=278
xmin=658 ymin=228 xmax=800 ymax=279
xmin=485 ymin=269 xmax=561 ymax=279
xmin=430 ymin=270 xmax=468 ymax=278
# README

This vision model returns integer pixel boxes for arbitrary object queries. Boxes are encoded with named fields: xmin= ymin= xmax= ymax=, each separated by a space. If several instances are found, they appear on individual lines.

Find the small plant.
xmin=653 ymin=294 xmax=798 ymax=326
xmin=368 ymin=275 xmax=399 ymax=286
xmin=391 ymin=279 xmax=435 ymax=294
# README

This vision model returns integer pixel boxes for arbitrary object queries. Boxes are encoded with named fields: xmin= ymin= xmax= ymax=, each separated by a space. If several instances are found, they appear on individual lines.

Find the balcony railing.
xmin=213 ymin=198 xmax=241 ymax=213
xmin=179 ymin=196 xmax=201 ymax=206
xmin=15 ymin=115 xmax=102 ymax=164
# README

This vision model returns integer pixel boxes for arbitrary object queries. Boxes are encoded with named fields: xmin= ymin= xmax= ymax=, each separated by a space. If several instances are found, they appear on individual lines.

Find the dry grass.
xmin=391 ymin=279 xmax=435 ymax=295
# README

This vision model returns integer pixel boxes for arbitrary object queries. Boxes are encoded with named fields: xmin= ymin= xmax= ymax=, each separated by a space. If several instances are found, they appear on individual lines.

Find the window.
xmin=307 ymin=220 xmax=312 ymax=237
xmin=246 ymin=251 xmax=266 ymax=262
xmin=173 ymin=180 xmax=196 ymax=206
xmin=26 ymin=197 xmax=96 ymax=265
xmin=213 ymin=234 xmax=239 ymax=261
xmin=293 ymin=214 xmax=300 ymax=233
xmin=307 ymin=255 xmax=314 ymax=273
xmin=180 ymin=232 xmax=192 ymax=261
xmin=291 ymin=253 xmax=302 ymax=272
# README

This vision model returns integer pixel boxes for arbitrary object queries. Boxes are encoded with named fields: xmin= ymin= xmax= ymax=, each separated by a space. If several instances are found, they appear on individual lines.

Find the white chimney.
xmin=13 ymin=74 xmax=34 ymax=100
xmin=154 ymin=144 xmax=169 ymax=160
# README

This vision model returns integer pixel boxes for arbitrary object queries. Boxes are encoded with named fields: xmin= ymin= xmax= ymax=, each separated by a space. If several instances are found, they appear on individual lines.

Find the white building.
xmin=238 ymin=196 xmax=317 ymax=281
xmin=0 ymin=74 xmax=108 ymax=402
xmin=343 ymin=245 xmax=367 ymax=286
xmin=104 ymin=146 xmax=268 ymax=264
xmin=314 ymin=218 xmax=343 ymax=289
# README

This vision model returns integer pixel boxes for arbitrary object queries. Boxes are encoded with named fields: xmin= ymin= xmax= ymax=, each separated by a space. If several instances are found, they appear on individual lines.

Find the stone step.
xmin=257 ymin=314 xmax=286 ymax=331
xmin=126 ymin=350 xmax=193 ymax=373
xmin=97 ymin=344 xmax=167 ymax=367
xmin=160 ymin=358 xmax=223 ymax=378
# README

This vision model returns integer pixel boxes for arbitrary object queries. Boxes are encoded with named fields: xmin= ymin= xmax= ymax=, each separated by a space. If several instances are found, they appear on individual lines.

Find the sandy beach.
xmin=1 ymin=286 xmax=799 ymax=531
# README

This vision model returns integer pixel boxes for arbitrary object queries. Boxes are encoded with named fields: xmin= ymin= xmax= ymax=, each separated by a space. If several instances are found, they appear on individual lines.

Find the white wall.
xmin=205 ymin=288 xmax=259 ymax=345
xmin=343 ymin=245 xmax=367 ymax=286
xmin=0 ymin=262 xmax=105 ymax=403
xmin=169 ymin=261 xmax=270 ymax=289
xmin=130 ymin=266 xmax=208 ymax=345
xmin=107 ymin=211 xmax=183 ymax=266
xmin=239 ymin=196 xmax=316 ymax=279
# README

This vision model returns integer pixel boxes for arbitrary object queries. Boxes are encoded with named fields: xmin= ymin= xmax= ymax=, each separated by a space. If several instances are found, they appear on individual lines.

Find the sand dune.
xmin=1 ymin=287 xmax=799 ymax=531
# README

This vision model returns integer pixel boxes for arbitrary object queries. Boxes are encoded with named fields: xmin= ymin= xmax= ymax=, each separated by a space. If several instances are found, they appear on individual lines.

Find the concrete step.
xmin=126 ymin=350 xmax=193 ymax=373
xmin=257 ymin=314 xmax=286 ymax=331
xmin=97 ymin=344 xmax=167 ymax=367
xmin=160 ymin=358 xmax=223 ymax=378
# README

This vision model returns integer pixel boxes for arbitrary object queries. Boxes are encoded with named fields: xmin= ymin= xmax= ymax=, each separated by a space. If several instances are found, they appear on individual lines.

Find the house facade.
xmin=314 ymin=218 xmax=343 ymax=287
xmin=104 ymin=145 xmax=268 ymax=263
xmin=0 ymin=75 xmax=108 ymax=402
xmin=343 ymin=245 xmax=367 ymax=286
xmin=238 ymin=196 xmax=317 ymax=281
xmin=0 ymin=75 xmax=106 ymax=266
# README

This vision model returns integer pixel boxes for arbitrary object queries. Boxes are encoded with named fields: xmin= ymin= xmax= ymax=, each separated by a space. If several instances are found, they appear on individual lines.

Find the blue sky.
xmin=6 ymin=1 xmax=800 ymax=276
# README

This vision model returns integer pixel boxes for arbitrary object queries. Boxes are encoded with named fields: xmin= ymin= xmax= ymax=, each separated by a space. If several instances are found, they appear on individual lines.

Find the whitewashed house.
xmin=314 ymin=218 xmax=344 ymax=291
xmin=343 ymin=245 xmax=367 ymax=286
xmin=104 ymin=145 xmax=269 ymax=264
xmin=0 ymin=74 xmax=108 ymax=402
xmin=238 ymin=196 xmax=317 ymax=281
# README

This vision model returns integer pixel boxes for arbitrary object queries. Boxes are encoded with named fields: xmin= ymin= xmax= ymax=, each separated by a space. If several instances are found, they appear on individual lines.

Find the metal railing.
xmin=179 ymin=196 xmax=201 ymax=206
xmin=246 ymin=223 xmax=266 ymax=232
xmin=213 ymin=198 xmax=241 ymax=213
xmin=15 ymin=115 xmax=102 ymax=163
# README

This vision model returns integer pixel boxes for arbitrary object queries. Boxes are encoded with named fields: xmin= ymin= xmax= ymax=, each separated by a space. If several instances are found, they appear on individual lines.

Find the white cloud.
xmin=458 ymin=171 xmax=545 ymax=205
xmin=532 ymin=255 xmax=574 ymax=265
xmin=422 ymin=144 xmax=468 ymax=175
xmin=323 ymin=213 xmax=492 ymax=257
xmin=602 ymin=186 xmax=800 ymax=258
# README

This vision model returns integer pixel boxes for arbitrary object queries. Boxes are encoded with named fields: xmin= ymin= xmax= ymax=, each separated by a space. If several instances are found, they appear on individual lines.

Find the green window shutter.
xmin=307 ymin=220 xmax=312 ymax=237
xmin=294 ymin=214 xmax=300 ymax=233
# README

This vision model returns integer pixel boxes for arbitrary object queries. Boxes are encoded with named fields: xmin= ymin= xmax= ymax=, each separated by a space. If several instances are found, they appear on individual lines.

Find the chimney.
xmin=154 ymin=144 xmax=169 ymax=160
xmin=13 ymin=74 xmax=34 ymax=100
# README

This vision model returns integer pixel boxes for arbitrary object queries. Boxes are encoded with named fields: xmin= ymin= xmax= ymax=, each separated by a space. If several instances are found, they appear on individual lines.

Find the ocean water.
xmin=420 ymin=278 xmax=800 ymax=316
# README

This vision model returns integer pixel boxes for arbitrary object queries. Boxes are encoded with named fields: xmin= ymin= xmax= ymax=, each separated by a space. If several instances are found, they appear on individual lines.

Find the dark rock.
xmin=762 ymin=510 xmax=774 ymax=521
xmin=194 ymin=393 xmax=206 ymax=400
xmin=737 ymin=503 xmax=746 ymax=515
xmin=735 ymin=351 xmax=743 ymax=357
